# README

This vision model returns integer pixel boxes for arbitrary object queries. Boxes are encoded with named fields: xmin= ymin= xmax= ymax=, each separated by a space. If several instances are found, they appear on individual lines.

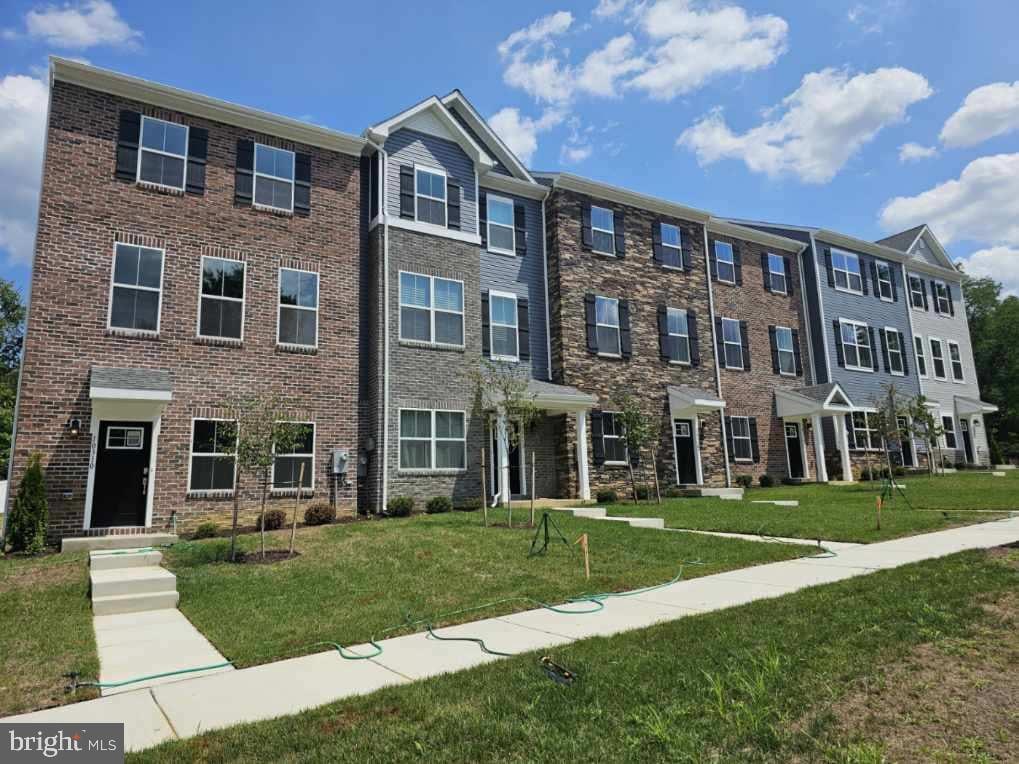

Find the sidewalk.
xmin=6 ymin=517 xmax=1019 ymax=753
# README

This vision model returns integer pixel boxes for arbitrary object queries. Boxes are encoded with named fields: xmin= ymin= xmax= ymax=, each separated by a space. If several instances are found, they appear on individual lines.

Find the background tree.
xmin=867 ymin=383 xmax=910 ymax=488
xmin=615 ymin=394 xmax=659 ymax=504
xmin=0 ymin=279 xmax=26 ymax=478
xmin=5 ymin=453 xmax=47 ymax=554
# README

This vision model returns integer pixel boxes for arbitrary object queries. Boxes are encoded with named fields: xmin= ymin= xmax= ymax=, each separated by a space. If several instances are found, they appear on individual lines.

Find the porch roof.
xmin=668 ymin=384 xmax=725 ymax=415
xmin=527 ymin=379 xmax=597 ymax=413
xmin=775 ymin=382 xmax=854 ymax=418
xmin=90 ymin=366 xmax=173 ymax=401
xmin=954 ymin=395 xmax=998 ymax=416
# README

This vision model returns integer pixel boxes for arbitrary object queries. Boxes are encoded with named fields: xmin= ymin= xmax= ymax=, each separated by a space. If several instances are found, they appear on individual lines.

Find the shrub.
xmin=387 ymin=496 xmax=414 ymax=517
xmin=735 ymin=474 xmax=753 ymax=489
xmin=6 ymin=453 xmax=48 ymax=554
xmin=893 ymin=466 xmax=906 ymax=477
xmin=634 ymin=485 xmax=652 ymax=501
xmin=664 ymin=486 xmax=685 ymax=498
xmin=256 ymin=509 xmax=287 ymax=531
xmin=455 ymin=498 xmax=482 ymax=512
xmin=425 ymin=496 xmax=453 ymax=514
xmin=758 ymin=474 xmax=774 ymax=488
xmin=595 ymin=489 xmax=618 ymax=504
xmin=304 ymin=502 xmax=336 ymax=526
xmin=989 ymin=437 xmax=1003 ymax=466
xmin=192 ymin=522 xmax=219 ymax=539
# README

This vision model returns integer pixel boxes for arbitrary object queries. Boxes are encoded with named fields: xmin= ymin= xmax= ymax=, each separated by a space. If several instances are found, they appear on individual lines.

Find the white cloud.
xmin=678 ymin=67 xmax=932 ymax=183
xmin=0 ymin=73 xmax=49 ymax=266
xmin=498 ymin=11 xmax=575 ymax=104
xmin=940 ymin=81 xmax=1019 ymax=148
xmin=898 ymin=142 xmax=938 ymax=162
xmin=497 ymin=10 xmax=573 ymax=57
xmin=561 ymin=143 xmax=593 ymax=163
xmin=960 ymin=246 xmax=1019 ymax=296
xmin=880 ymin=153 xmax=1019 ymax=247
xmin=593 ymin=0 xmax=632 ymax=19
xmin=16 ymin=1 xmax=141 ymax=49
xmin=575 ymin=34 xmax=645 ymax=98
xmin=488 ymin=107 xmax=565 ymax=165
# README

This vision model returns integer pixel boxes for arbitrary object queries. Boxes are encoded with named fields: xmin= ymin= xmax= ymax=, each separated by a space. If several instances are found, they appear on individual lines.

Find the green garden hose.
xmin=71 ymin=661 xmax=234 ymax=690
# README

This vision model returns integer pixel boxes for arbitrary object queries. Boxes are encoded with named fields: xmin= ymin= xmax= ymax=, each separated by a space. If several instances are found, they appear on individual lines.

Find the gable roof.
xmin=875 ymin=224 xmax=926 ymax=253
xmin=876 ymin=224 xmax=958 ymax=272
xmin=441 ymin=90 xmax=536 ymax=184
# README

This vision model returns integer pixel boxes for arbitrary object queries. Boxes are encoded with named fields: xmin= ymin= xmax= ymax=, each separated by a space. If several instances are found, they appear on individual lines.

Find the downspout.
xmin=540 ymin=193 xmax=552 ymax=381
xmin=702 ymin=225 xmax=731 ymax=488
xmin=366 ymin=137 xmax=390 ymax=514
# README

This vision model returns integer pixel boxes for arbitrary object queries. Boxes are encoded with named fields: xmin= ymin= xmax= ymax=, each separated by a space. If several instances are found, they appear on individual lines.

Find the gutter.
xmin=702 ymin=226 xmax=731 ymax=489
xmin=365 ymin=138 xmax=390 ymax=514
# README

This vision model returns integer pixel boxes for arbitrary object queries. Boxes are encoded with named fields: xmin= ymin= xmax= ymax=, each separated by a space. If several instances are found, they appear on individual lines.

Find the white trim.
xmin=90 ymin=387 xmax=171 ymax=401
xmin=907 ymin=272 xmax=928 ymax=311
xmin=485 ymin=193 xmax=516 ymax=256
xmin=849 ymin=411 xmax=882 ymax=452
xmin=600 ymin=410 xmax=628 ymax=466
xmin=932 ymin=279 xmax=952 ymax=315
xmin=594 ymin=295 xmax=621 ymax=356
xmin=534 ymin=172 xmax=712 ymax=224
xmin=702 ymin=226 xmax=731 ymax=487
xmin=775 ymin=325 xmax=797 ymax=377
xmin=137 ymin=115 xmax=188 ymax=193
xmin=913 ymin=333 xmax=928 ymax=379
xmin=839 ymin=317 xmax=875 ymax=373
xmin=883 ymin=325 xmax=906 ymax=376
xmin=84 ymin=414 xmax=161 ymax=530
xmin=196 ymin=254 xmax=246 ymax=342
xmin=107 ymin=242 xmax=165 ymax=335
xmin=398 ymin=270 xmax=466 ymax=349
xmin=541 ymin=200 xmax=553 ymax=381
xmin=929 ymin=336 xmax=948 ymax=380
xmin=441 ymin=91 xmax=537 ymax=183
xmin=713 ymin=240 xmax=737 ymax=285
xmin=706 ymin=219 xmax=806 ymax=253
xmin=488 ymin=289 xmax=519 ymax=362
xmin=383 ymin=215 xmax=482 ymax=245
xmin=413 ymin=164 xmax=448 ymax=228
xmin=875 ymin=260 xmax=895 ymax=302
xmin=947 ymin=340 xmax=966 ymax=383
xmin=660 ymin=223 xmax=684 ymax=269
xmin=590 ymin=204 xmax=616 ymax=256
xmin=940 ymin=413 xmax=958 ymax=451
xmin=783 ymin=421 xmax=804 ymax=479
xmin=729 ymin=415 xmax=754 ymax=462
xmin=488 ymin=416 xmax=527 ymax=497
xmin=671 ymin=416 xmax=703 ymax=486
xmin=481 ymin=172 xmax=548 ymax=200
xmin=397 ymin=408 xmax=467 ymax=472
xmin=831 ymin=249 xmax=864 ymax=295
xmin=186 ymin=417 xmax=238 ymax=495
xmin=766 ymin=252 xmax=788 ymax=295
xmin=105 ymin=426 xmax=144 ymax=450
xmin=276 ymin=266 xmax=320 ymax=349
xmin=270 ymin=421 xmax=316 ymax=492
xmin=665 ymin=307 xmax=692 ymax=365
xmin=720 ymin=317 xmax=744 ymax=371
xmin=253 ymin=143 xmax=295 ymax=214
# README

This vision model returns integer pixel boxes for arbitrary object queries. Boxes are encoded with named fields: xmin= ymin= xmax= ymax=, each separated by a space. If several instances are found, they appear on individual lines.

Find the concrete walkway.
xmin=664 ymin=527 xmax=863 ymax=552
xmin=5 ymin=517 xmax=1019 ymax=752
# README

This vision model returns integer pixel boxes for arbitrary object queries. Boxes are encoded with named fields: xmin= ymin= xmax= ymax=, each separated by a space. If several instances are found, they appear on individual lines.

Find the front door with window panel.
xmin=491 ymin=422 xmax=523 ymax=497
xmin=92 ymin=421 xmax=152 ymax=527
xmin=785 ymin=423 xmax=804 ymax=479
xmin=897 ymin=416 xmax=914 ymax=467
xmin=673 ymin=419 xmax=698 ymax=485
xmin=960 ymin=420 xmax=974 ymax=463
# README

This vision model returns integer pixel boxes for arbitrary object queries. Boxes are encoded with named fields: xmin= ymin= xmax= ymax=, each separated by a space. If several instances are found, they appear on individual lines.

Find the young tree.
xmin=868 ymin=383 xmax=911 ymax=484
xmin=6 ymin=453 xmax=47 ymax=554
xmin=908 ymin=395 xmax=944 ymax=478
xmin=0 ymin=279 xmax=25 ymax=479
xmin=615 ymin=394 xmax=659 ymax=504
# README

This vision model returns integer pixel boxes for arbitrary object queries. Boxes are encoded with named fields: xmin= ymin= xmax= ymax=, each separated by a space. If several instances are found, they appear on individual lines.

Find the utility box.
xmin=331 ymin=448 xmax=349 ymax=478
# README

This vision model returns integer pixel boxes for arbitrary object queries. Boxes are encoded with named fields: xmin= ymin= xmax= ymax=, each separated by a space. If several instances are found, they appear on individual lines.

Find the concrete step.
xmin=600 ymin=516 xmax=666 ymax=529
xmin=992 ymin=464 xmax=1015 ymax=471
xmin=677 ymin=487 xmax=745 ymax=500
xmin=90 ymin=549 xmax=163 ymax=571
xmin=92 ymin=590 xmax=180 ymax=617
xmin=570 ymin=508 xmax=607 ymax=519
xmin=63 ymin=533 xmax=178 ymax=553
xmin=91 ymin=567 xmax=177 ymax=598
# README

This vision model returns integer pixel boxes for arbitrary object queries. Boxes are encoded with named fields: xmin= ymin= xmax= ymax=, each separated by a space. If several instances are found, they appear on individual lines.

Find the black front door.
xmin=674 ymin=419 xmax=698 ymax=484
xmin=960 ymin=420 xmax=974 ymax=463
xmin=92 ymin=421 xmax=152 ymax=527
xmin=897 ymin=416 xmax=914 ymax=467
xmin=491 ymin=423 xmax=522 ymax=497
xmin=785 ymin=423 xmax=804 ymax=479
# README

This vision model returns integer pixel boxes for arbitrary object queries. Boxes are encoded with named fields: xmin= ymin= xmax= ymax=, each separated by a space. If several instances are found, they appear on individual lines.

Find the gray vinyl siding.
xmin=909 ymin=235 xmax=943 ymax=268
xmin=385 ymin=128 xmax=478 ymax=233
xmin=480 ymin=191 xmax=548 ymax=379
xmin=447 ymin=106 xmax=512 ymax=176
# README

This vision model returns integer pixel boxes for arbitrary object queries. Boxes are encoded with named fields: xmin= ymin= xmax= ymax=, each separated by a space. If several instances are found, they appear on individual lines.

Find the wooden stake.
xmin=289 ymin=462 xmax=304 ymax=556
xmin=481 ymin=448 xmax=488 ymax=527
xmin=650 ymin=445 xmax=662 ymax=504
xmin=876 ymin=496 xmax=882 ymax=531
xmin=530 ymin=451 xmax=536 ymax=528
xmin=575 ymin=533 xmax=590 ymax=579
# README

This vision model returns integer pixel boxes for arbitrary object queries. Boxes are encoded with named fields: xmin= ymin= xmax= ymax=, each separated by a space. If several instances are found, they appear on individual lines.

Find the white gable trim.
xmin=441 ymin=91 xmax=536 ymax=184
xmin=915 ymin=227 xmax=957 ymax=271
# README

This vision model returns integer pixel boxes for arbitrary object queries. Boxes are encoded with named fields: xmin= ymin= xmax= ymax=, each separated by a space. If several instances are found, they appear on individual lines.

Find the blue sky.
xmin=2 ymin=0 xmax=1019 ymax=297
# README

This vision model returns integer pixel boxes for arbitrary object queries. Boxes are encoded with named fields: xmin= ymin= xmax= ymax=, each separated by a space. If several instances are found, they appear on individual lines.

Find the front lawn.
xmin=0 ymin=551 xmax=99 ymax=716
xmin=165 ymin=510 xmax=811 ymax=668
xmin=610 ymin=471 xmax=1018 ymax=543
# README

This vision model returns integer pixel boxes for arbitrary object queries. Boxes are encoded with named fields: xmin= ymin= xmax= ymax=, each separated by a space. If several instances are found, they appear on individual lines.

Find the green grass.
xmin=165 ymin=510 xmax=811 ymax=668
xmin=0 ymin=551 xmax=99 ymax=716
xmin=132 ymin=548 xmax=1019 ymax=763
xmin=609 ymin=471 xmax=1019 ymax=543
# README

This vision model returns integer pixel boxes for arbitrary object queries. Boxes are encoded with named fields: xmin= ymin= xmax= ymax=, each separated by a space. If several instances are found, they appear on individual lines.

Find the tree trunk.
xmin=627 ymin=458 xmax=639 ymax=504
xmin=259 ymin=470 xmax=268 ymax=560
xmin=229 ymin=473 xmax=241 ymax=562
xmin=650 ymin=446 xmax=662 ymax=504
xmin=289 ymin=463 xmax=304 ymax=556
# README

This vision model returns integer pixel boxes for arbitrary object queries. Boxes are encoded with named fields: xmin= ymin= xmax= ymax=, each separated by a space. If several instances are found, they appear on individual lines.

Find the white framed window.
xmin=832 ymin=249 xmax=863 ymax=293
xmin=109 ymin=243 xmax=164 ymax=333
xmin=908 ymin=275 xmax=926 ymax=309
xmin=721 ymin=317 xmax=744 ymax=370
xmin=930 ymin=337 xmax=947 ymax=380
xmin=591 ymin=205 xmax=615 ymax=255
xmin=714 ymin=241 xmax=736 ymax=284
xmin=602 ymin=412 xmax=627 ymax=464
xmin=278 ymin=268 xmax=318 ymax=347
xmin=415 ymin=166 xmax=447 ymax=227
xmin=272 ymin=422 xmax=315 ymax=490
xmin=595 ymin=296 xmax=621 ymax=356
xmin=775 ymin=326 xmax=796 ymax=376
xmin=914 ymin=335 xmax=928 ymax=377
xmin=885 ymin=328 xmax=905 ymax=375
xmin=851 ymin=412 xmax=880 ymax=451
xmin=840 ymin=319 xmax=873 ymax=372
xmin=106 ymin=426 xmax=144 ymax=450
xmin=660 ymin=223 xmax=683 ymax=269
xmin=942 ymin=416 xmax=958 ymax=450
xmin=254 ymin=143 xmax=295 ymax=212
xmin=398 ymin=409 xmax=466 ymax=470
xmin=665 ymin=307 xmax=691 ymax=364
xmin=486 ymin=194 xmax=515 ymax=255
xmin=198 ymin=256 xmax=245 ymax=340
xmin=933 ymin=280 xmax=952 ymax=313
xmin=876 ymin=261 xmax=894 ymax=301
xmin=730 ymin=416 xmax=753 ymax=461
xmin=489 ymin=291 xmax=519 ymax=361
xmin=399 ymin=272 xmax=465 ymax=347
xmin=138 ymin=115 xmax=188 ymax=191
xmin=188 ymin=419 xmax=237 ymax=492
xmin=767 ymin=253 xmax=787 ymax=294
xmin=948 ymin=341 xmax=965 ymax=382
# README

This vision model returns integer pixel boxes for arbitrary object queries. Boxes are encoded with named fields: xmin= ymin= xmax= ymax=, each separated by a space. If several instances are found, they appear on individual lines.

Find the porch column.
xmin=834 ymin=415 xmax=853 ymax=482
xmin=575 ymin=410 xmax=591 ymax=501
xmin=800 ymin=418 xmax=811 ymax=481
xmin=496 ymin=412 xmax=511 ymax=507
xmin=812 ymin=414 xmax=828 ymax=483
xmin=692 ymin=415 xmax=704 ymax=485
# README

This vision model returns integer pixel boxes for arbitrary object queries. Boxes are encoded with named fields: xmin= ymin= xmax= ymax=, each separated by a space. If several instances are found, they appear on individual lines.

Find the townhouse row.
xmin=6 ymin=59 xmax=996 ymax=541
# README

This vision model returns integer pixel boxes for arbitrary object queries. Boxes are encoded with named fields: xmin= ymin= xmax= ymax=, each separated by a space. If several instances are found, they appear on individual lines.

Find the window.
xmin=399 ymin=272 xmax=464 ymax=346
xmin=721 ymin=317 xmax=744 ymax=370
xmin=106 ymin=426 xmax=144 ymax=449
xmin=840 ymin=320 xmax=873 ymax=371
xmin=138 ymin=116 xmax=187 ymax=190
xmin=775 ymin=326 xmax=796 ymax=376
xmin=198 ymin=257 xmax=245 ymax=340
xmin=254 ymin=144 xmax=295 ymax=212
xmin=714 ymin=241 xmax=736 ymax=284
xmin=589 ymin=205 xmax=614 ymax=255
xmin=832 ymin=250 xmax=863 ymax=293
xmin=415 ymin=167 xmax=446 ymax=226
xmin=942 ymin=416 xmax=957 ymax=450
xmin=767 ymin=253 xmax=787 ymax=294
xmin=885 ymin=329 xmax=905 ymax=375
xmin=660 ymin=223 xmax=683 ymax=268
xmin=595 ymin=296 xmax=621 ymax=356
xmin=602 ymin=412 xmax=627 ymax=464
xmin=948 ymin=341 xmax=965 ymax=382
xmin=851 ymin=412 xmax=879 ymax=451
xmin=109 ymin=243 xmax=163 ymax=333
xmin=487 ymin=195 xmax=515 ymax=254
xmin=665 ymin=307 xmax=691 ymax=364
xmin=278 ymin=268 xmax=318 ymax=347
xmin=272 ymin=423 xmax=314 ymax=490
xmin=489 ymin=292 xmax=519 ymax=361
xmin=914 ymin=335 xmax=928 ymax=377
xmin=933 ymin=281 xmax=952 ymax=313
xmin=930 ymin=338 xmax=947 ymax=380
xmin=399 ymin=409 xmax=466 ymax=470
xmin=730 ymin=416 xmax=753 ymax=461
xmin=909 ymin=275 xmax=926 ymax=309
xmin=876 ymin=262 xmax=894 ymax=300
xmin=189 ymin=419 xmax=236 ymax=492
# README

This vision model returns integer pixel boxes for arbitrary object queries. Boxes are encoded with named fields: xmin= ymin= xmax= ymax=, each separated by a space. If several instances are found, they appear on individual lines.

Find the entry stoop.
xmin=89 ymin=549 xmax=180 ymax=616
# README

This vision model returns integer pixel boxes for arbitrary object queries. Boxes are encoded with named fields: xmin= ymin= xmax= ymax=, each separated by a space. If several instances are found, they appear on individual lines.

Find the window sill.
xmin=276 ymin=343 xmax=318 ymax=355
xmin=879 ymin=296 xmax=895 ymax=303
xmin=397 ymin=469 xmax=467 ymax=476
xmin=890 ymin=371 xmax=906 ymax=377
xmin=602 ymin=461 xmax=629 ymax=468
xmin=399 ymin=339 xmax=465 ymax=353
xmin=667 ymin=359 xmax=692 ymax=367
xmin=490 ymin=355 xmax=520 ymax=363
xmin=845 ymin=366 xmax=875 ymax=374
xmin=778 ymin=371 xmax=797 ymax=377
xmin=657 ymin=263 xmax=687 ymax=272
xmin=253 ymin=203 xmax=294 ymax=217
xmin=733 ymin=458 xmax=754 ymax=464
xmin=596 ymin=352 xmax=623 ymax=360
xmin=196 ymin=335 xmax=243 ymax=348
xmin=487 ymin=247 xmax=517 ymax=258
xmin=834 ymin=286 xmax=865 ymax=297
xmin=591 ymin=249 xmax=617 ymax=258
xmin=271 ymin=488 xmax=315 ymax=497
xmin=715 ymin=278 xmax=737 ymax=286
xmin=106 ymin=327 xmax=159 ymax=340
xmin=722 ymin=365 xmax=745 ymax=372
xmin=136 ymin=180 xmax=185 ymax=196
xmin=186 ymin=490 xmax=235 ymax=500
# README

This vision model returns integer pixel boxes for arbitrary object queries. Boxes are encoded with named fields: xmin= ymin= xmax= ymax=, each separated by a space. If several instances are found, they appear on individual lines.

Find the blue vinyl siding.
xmin=447 ymin=106 xmax=512 ymax=176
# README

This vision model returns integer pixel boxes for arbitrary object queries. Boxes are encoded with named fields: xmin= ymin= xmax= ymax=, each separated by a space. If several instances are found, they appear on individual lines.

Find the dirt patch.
xmin=318 ymin=705 xmax=401 ymax=735
xmin=0 ymin=556 xmax=86 ymax=590
xmin=233 ymin=550 xmax=301 ymax=565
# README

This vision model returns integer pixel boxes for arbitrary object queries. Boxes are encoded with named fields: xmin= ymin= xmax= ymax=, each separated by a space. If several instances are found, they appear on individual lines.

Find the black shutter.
xmin=889 ymin=266 xmax=898 ymax=302
xmin=845 ymin=414 xmax=857 ymax=450
xmin=749 ymin=418 xmax=760 ymax=463
xmin=446 ymin=182 xmax=461 ymax=230
xmin=584 ymin=294 xmax=598 ymax=353
xmin=681 ymin=229 xmax=694 ymax=271
xmin=947 ymin=283 xmax=955 ymax=315
xmin=715 ymin=317 xmax=724 ymax=366
xmin=481 ymin=291 xmax=490 ymax=357
xmin=294 ymin=152 xmax=312 ymax=215
xmin=792 ymin=329 xmax=803 ymax=376
xmin=517 ymin=297 xmax=530 ymax=360
xmin=733 ymin=244 xmax=743 ymax=285
xmin=652 ymin=222 xmax=663 ymax=264
xmin=479 ymin=189 xmax=488 ymax=248
xmin=185 ymin=127 xmax=208 ymax=195
xmin=657 ymin=305 xmax=671 ymax=360
xmin=870 ymin=261 xmax=880 ymax=300
xmin=824 ymin=247 xmax=835 ymax=287
xmin=613 ymin=210 xmax=626 ymax=257
xmin=860 ymin=258 xmax=869 ymax=295
xmin=739 ymin=320 xmax=750 ymax=371
xmin=399 ymin=165 xmax=414 ymax=219
xmin=833 ymin=320 xmax=845 ymax=367
xmin=920 ymin=279 xmax=929 ymax=310
xmin=688 ymin=309 xmax=700 ymax=367
xmin=761 ymin=252 xmax=771 ymax=292
xmin=879 ymin=329 xmax=891 ymax=373
xmin=115 ymin=110 xmax=141 ymax=180
xmin=581 ymin=202 xmax=593 ymax=251
xmin=768 ymin=325 xmax=779 ymax=373
xmin=784 ymin=256 xmax=794 ymax=296
xmin=868 ymin=326 xmax=878 ymax=371
xmin=930 ymin=280 xmax=940 ymax=313
xmin=514 ymin=200 xmax=527 ymax=255
xmin=708 ymin=241 xmax=719 ymax=281
xmin=725 ymin=417 xmax=735 ymax=463
xmin=234 ymin=139 xmax=254 ymax=205
xmin=898 ymin=331 xmax=909 ymax=375
xmin=619 ymin=299 xmax=632 ymax=359
xmin=591 ymin=412 xmax=605 ymax=465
